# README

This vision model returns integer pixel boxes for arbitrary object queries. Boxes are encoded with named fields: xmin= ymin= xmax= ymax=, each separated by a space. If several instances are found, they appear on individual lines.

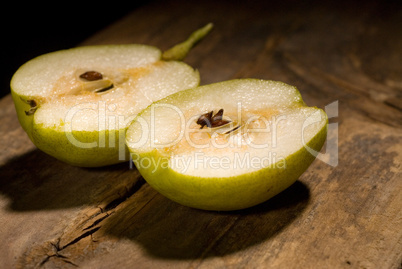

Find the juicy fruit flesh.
xmin=167 ymin=107 xmax=324 ymax=177
xmin=33 ymin=61 xmax=199 ymax=131
xmin=11 ymin=45 xmax=161 ymax=98
xmin=127 ymin=79 xmax=327 ymax=177
xmin=11 ymin=45 xmax=200 ymax=132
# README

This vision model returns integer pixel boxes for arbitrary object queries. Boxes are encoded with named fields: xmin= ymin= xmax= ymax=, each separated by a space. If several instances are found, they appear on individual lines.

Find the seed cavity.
xmin=79 ymin=71 xmax=103 ymax=81
xmin=73 ymin=70 xmax=115 ymax=94
xmin=223 ymin=125 xmax=241 ymax=134
xmin=23 ymin=99 xmax=38 ymax=116
xmin=95 ymin=84 xmax=114 ymax=93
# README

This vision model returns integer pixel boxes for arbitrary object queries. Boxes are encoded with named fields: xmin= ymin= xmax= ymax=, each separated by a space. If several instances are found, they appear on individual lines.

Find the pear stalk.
xmin=162 ymin=23 xmax=214 ymax=61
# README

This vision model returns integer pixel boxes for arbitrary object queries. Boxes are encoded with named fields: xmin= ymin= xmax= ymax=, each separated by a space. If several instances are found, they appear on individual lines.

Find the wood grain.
xmin=1 ymin=0 xmax=401 ymax=268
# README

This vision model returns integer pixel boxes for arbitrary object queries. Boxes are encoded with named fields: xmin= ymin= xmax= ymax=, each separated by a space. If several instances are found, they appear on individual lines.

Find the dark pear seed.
xmin=211 ymin=119 xmax=231 ymax=128
xmin=79 ymin=71 xmax=103 ymax=81
xmin=196 ymin=109 xmax=231 ymax=129
xmin=197 ymin=110 xmax=213 ymax=129
xmin=27 ymin=99 xmax=37 ymax=108
xmin=211 ymin=108 xmax=224 ymax=122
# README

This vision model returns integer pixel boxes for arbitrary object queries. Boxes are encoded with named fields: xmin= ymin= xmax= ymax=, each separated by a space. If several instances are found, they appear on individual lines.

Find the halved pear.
xmin=126 ymin=79 xmax=328 ymax=211
xmin=10 ymin=24 xmax=213 ymax=167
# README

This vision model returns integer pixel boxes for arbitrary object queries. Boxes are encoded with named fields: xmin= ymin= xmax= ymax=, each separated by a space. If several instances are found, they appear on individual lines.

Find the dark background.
xmin=2 ymin=0 xmax=400 ymax=100
xmin=1 ymin=1 xmax=151 ymax=99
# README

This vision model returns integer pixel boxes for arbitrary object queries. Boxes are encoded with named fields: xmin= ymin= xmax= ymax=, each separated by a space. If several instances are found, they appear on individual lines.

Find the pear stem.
xmin=162 ymin=23 xmax=214 ymax=61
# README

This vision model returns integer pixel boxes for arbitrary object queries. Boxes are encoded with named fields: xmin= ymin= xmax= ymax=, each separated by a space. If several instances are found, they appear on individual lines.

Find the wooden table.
xmin=1 ymin=0 xmax=401 ymax=268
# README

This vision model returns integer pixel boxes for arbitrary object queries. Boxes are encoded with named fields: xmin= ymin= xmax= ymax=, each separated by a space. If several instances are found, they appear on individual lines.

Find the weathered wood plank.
xmin=1 ymin=0 xmax=401 ymax=268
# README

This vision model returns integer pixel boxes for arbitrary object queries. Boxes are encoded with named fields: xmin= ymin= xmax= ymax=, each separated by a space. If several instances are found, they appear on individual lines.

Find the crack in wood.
xmin=83 ymin=213 xmax=111 ymax=231
xmin=57 ymin=181 xmax=147 ymax=252
xmin=101 ymin=178 xmax=146 ymax=212
xmin=39 ymin=249 xmax=78 ymax=268
xmin=384 ymin=98 xmax=402 ymax=111
xmin=40 ymin=255 xmax=79 ymax=268
xmin=23 ymin=178 xmax=148 ymax=268
xmin=61 ymin=226 xmax=101 ymax=250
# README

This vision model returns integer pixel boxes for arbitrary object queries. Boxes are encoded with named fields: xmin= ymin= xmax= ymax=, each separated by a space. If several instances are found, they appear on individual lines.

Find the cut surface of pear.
xmin=11 ymin=44 xmax=200 ymax=166
xmin=126 ymin=79 xmax=328 ymax=211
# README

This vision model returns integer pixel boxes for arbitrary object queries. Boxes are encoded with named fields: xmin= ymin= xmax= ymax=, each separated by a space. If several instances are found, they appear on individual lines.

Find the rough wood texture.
xmin=1 ymin=0 xmax=401 ymax=268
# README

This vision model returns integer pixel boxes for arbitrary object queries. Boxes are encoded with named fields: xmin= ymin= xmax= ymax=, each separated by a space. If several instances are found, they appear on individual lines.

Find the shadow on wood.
xmin=0 ymin=149 xmax=138 ymax=211
xmin=0 ymin=147 xmax=310 ymax=262
xmin=101 ymin=180 xmax=310 ymax=259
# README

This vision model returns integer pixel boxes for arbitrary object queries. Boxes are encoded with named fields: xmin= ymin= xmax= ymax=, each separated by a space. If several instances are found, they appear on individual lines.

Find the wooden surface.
xmin=1 ymin=0 xmax=401 ymax=268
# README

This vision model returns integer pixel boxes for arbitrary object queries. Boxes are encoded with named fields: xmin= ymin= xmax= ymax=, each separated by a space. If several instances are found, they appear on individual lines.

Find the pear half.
xmin=11 ymin=45 xmax=199 ymax=166
xmin=126 ymin=79 xmax=328 ymax=211
xmin=11 ymin=23 xmax=213 ymax=167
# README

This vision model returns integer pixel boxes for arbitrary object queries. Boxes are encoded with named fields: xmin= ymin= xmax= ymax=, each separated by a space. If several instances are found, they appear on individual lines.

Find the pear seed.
xmin=196 ymin=109 xmax=231 ymax=129
xmin=196 ymin=111 xmax=213 ymax=129
xmin=79 ymin=71 xmax=103 ymax=81
xmin=211 ymin=109 xmax=224 ymax=122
